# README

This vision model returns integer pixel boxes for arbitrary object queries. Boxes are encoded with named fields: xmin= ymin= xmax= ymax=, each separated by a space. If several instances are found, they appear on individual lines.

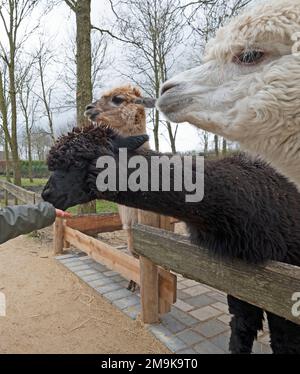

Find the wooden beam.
xmin=64 ymin=226 xmax=140 ymax=284
xmin=0 ymin=180 xmax=36 ymax=204
xmin=140 ymin=256 xmax=159 ymax=323
xmin=66 ymin=213 xmax=122 ymax=235
xmin=133 ymin=224 xmax=300 ymax=325
xmin=54 ymin=218 xmax=65 ymax=255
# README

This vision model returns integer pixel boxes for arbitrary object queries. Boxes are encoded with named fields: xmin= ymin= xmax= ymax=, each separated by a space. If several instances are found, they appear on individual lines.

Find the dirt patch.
xmin=0 ymin=231 xmax=170 ymax=354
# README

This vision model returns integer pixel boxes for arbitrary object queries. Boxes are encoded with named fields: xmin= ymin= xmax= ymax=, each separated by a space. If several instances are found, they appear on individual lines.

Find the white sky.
xmin=1 ymin=0 xmax=210 ymax=154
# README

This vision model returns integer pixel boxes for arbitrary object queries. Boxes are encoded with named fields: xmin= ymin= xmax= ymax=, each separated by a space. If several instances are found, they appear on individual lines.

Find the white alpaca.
xmin=158 ymin=0 xmax=300 ymax=188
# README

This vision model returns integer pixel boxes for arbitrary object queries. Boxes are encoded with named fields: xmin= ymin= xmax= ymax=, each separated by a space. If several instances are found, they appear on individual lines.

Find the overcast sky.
xmin=0 ymin=0 xmax=208 ymax=154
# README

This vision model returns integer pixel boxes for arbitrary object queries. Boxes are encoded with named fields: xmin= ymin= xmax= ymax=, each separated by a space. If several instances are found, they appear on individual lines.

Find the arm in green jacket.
xmin=0 ymin=202 xmax=56 ymax=244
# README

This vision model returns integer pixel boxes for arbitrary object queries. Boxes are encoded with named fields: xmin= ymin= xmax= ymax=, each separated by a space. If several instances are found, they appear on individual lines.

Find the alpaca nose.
xmin=161 ymin=83 xmax=179 ymax=96
xmin=85 ymin=104 xmax=96 ymax=111
xmin=42 ymin=188 xmax=51 ymax=202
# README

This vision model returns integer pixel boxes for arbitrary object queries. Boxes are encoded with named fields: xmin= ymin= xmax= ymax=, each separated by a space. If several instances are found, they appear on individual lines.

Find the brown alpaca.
xmin=85 ymin=85 xmax=158 ymax=290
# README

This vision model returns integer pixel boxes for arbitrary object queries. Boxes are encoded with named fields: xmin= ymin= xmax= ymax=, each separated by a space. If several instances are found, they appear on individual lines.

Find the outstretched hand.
xmin=55 ymin=209 xmax=72 ymax=219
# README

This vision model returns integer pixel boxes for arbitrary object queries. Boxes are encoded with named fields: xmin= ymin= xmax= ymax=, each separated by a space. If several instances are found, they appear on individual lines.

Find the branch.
xmin=64 ymin=0 xmax=77 ymax=13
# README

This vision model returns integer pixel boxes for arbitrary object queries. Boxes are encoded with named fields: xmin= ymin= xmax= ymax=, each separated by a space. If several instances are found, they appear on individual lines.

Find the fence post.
xmin=54 ymin=218 xmax=64 ymax=255
xmin=140 ymin=256 xmax=159 ymax=324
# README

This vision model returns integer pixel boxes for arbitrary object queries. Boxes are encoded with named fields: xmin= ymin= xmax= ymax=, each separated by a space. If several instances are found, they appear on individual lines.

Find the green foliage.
xmin=67 ymin=200 xmax=118 ymax=215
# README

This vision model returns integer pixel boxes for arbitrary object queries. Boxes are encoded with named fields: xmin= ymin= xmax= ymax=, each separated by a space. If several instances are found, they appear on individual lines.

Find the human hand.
xmin=55 ymin=209 xmax=72 ymax=219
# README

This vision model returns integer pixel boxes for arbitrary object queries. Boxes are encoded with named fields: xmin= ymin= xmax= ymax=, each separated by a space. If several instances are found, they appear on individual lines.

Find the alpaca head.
xmin=158 ymin=0 xmax=300 ymax=143
xmin=85 ymin=85 xmax=156 ymax=136
xmin=42 ymin=125 xmax=148 ymax=210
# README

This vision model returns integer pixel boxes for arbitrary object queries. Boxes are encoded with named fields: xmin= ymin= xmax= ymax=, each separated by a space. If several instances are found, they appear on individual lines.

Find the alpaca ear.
xmin=116 ymin=134 xmax=149 ymax=151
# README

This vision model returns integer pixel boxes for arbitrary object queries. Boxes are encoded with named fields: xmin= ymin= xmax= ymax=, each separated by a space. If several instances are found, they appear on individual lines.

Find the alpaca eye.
xmin=112 ymin=96 xmax=125 ymax=105
xmin=235 ymin=50 xmax=265 ymax=65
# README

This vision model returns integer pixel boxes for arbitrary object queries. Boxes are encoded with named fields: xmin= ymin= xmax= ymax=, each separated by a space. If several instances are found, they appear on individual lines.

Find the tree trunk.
xmin=76 ymin=0 xmax=93 ymax=129
xmin=214 ymin=134 xmax=219 ymax=157
xmin=222 ymin=138 xmax=227 ymax=155
xmin=204 ymin=131 xmax=208 ymax=155
xmin=166 ymin=121 xmax=176 ymax=154
xmin=4 ymin=139 xmax=11 ymax=183
xmin=9 ymin=57 xmax=21 ymax=186
xmin=75 ymin=0 xmax=95 ymax=213
xmin=154 ymin=109 xmax=160 ymax=151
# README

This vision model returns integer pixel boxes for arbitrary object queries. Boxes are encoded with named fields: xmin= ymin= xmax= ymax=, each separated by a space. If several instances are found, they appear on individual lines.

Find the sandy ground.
xmin=0 ymin=231 xmax=169 ymax=354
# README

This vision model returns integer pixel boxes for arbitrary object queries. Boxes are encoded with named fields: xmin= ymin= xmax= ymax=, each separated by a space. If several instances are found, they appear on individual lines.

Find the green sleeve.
xmin=0 ymin=202 xmax=56 ymax=244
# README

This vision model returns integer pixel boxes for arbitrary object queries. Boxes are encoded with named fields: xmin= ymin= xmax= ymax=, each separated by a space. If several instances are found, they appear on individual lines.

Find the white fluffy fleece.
xmin=158 ymin=0 xmax=300 ymax=189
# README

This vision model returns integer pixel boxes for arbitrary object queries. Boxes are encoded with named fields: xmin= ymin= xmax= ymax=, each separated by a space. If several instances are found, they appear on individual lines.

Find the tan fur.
xmin=86 ymin=85 xmax=154 ymax=260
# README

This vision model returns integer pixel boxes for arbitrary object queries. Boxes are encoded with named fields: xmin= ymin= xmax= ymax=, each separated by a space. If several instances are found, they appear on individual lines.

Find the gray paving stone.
xmin=217 ymin=314 xmax=232 ymax=325
xmin=252 ymin=341 xmax=272 ymax=354
xmin=104 ymin=289 xmax=132 ymax=302
xmin=161 ymin=314 xmax=186 ymax=334
xmin=156 ymin=335 xmax=187 ymax=353
xmin=194 ymin=340 xmax=225 ymax=354
xmin=113 ymin=295 xmax=140 ymax=310
xmin=182 ymin=279 xmax=199 ymax=287
xmin=208 ymin=292 xmax=228 ymax=304
xmin=123 ymin=304 xmax=141 ymax=320
xmin=96 ymin=283 xmax=123 ymax=294
xmin=177 ymin=290 xmax=191 ymax=301
xmin=185 ymin=285 xmax=210 ymax=296
xmin=55 ymin=254 xmax=76 ymax=260
xmin=212 ymin=302 xmax=229 ymax=314
xmin=81 ymin=273 xmax=105 ymax=282
xmin=193 ymin=320 xmax=229 ymax=338
xmin=170 ymin=307 xmax=199 ymax=327
xmin=185 ymin=294 xmax=215 ymax=308
xmin=110 ymin=275 xmax=126 ymax=283
xmin=76 ymin=269 xmax=98 ymax=277
xmin=173 ymin=299 xmax=194 ymax=312
xmin=211 ymin=331 xmax=231 ymax=353
xmin=176 ymin=348 xmax=198 ymax=354
xmin=59 ymin=258 xmax=80 ymax=264
xmin=190 ymin=306 xmax=222 ymax=322
xmin=176 ymin=329 xmax=204 ymax=345
xmin=177 ymin=282 xmax=188 ymax=290
xmin=148 ymin=324 xmax=173 ymax=338
xmin=88 ymin=277 xmax=112 ymax=288
xmin=103 ymin=271 xmax=119 ymax=277
xmin=90 ymin=262 xmax=108 ymax=272
xmin=66 ymin=264 xmax=90 ymax=271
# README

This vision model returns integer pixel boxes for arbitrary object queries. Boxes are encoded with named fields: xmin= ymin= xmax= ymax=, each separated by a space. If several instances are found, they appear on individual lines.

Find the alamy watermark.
xmin=96 ymin=149 xmax=204 ymax=203
xmin=0 ymin=292 xmax=6 ymax=317
xmin=292 ymin=292 xmax=300 ymax=318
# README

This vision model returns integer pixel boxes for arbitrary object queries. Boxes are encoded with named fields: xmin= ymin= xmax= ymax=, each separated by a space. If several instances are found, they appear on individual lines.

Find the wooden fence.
xmin=54 ymin=214 xmax=177 ymax=320
xmin=0 ymin=180 xmax=42 ymax=205
xmin=133 ymin=224 xmax=300 ymax=325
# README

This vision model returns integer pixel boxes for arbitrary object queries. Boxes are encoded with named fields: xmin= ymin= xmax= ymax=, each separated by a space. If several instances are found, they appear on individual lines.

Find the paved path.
xmin=56 ymin=253 xmax=272 ymax=354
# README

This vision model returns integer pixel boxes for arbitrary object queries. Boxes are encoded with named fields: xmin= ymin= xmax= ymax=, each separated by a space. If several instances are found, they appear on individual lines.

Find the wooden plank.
xmin=0 ymin=180 xmax=35 ymax=204
xmin=158 ymin=268 xmax=177 ymax=304
xmin=66 ymin=213 xmax=122 ymax=235
xmin=54 ymin=218 xmax=64 ymax=255
xmin=133 ymin=224 xmax=300 ymax=325
xmin=140 ymin=256 xmax=159 ymax=323
xmin=64 ymin=226 xmax=140 ymax=284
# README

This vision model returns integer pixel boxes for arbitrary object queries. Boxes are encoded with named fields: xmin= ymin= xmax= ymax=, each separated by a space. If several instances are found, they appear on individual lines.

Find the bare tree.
xmin=0 ymin=0 xmax=40 ymax=184
xmin=109 ymin=0 xmax=185 ymax=152
xmin=184 ymin=0 xmax=252 ymax=154
xmin=18 ymin=61 xmax=40 ymax=181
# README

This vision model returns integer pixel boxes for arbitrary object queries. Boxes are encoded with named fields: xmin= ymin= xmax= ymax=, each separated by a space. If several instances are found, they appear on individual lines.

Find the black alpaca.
xmin=42 ymin=125 xmax=300 ymax=354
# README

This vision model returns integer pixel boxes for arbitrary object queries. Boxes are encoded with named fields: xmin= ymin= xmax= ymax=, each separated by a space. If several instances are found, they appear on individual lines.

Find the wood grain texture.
xmin=133 ymin=224 xmax=300 ymax=325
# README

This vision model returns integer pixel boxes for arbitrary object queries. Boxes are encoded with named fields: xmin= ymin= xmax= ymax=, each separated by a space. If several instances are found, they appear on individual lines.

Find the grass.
xmin=0 ymin=176 xmax=48 ymax=187
xmin=0 ymin=176 xmax=118 ymax=214
xmin=67 ymin=200 xmax=118 ymax=215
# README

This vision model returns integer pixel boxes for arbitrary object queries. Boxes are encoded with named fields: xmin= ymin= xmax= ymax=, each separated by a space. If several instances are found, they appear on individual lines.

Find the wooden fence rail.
xmin=133 ymin=224 xmax=300 ymax=325
xmin=0 ymin=180 xmax=42 ymax=205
